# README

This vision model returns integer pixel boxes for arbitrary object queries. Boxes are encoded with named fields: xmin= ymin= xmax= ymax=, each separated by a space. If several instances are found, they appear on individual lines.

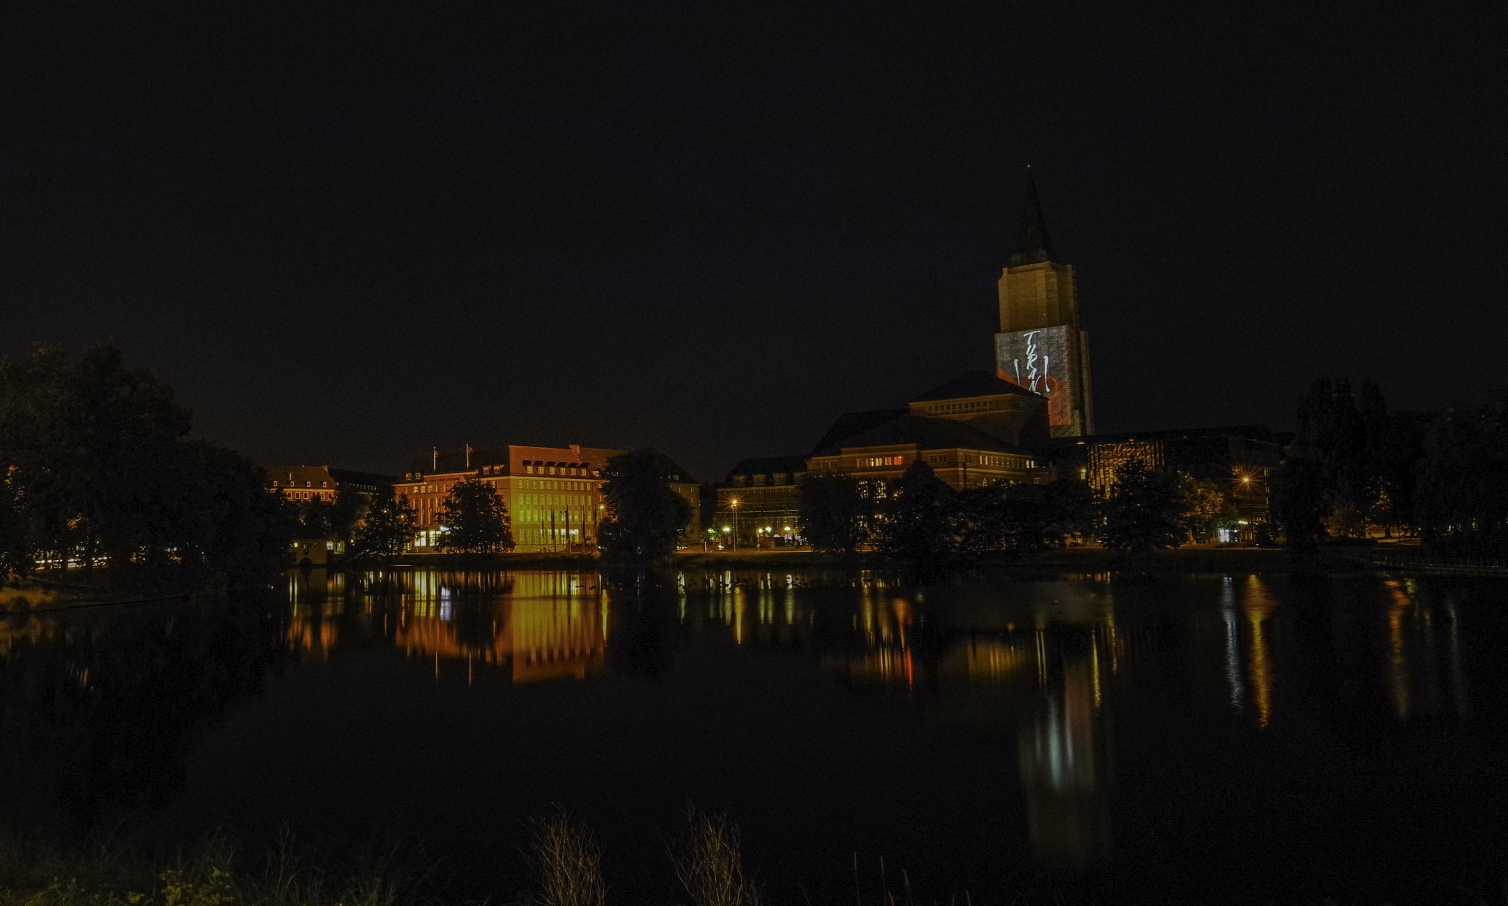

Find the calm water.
xmin=3 ymin=568 xmax=1506 ymax=904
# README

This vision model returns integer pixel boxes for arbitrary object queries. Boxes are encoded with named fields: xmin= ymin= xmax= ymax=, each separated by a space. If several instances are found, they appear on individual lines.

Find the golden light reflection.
xmin=1018 ymin=656 xmax=1108 ymax=866
xmin=1384 ymin=579 xmax=1413 ymax=721
xmin=1242 ymin=575 xmax=1277 ymax=727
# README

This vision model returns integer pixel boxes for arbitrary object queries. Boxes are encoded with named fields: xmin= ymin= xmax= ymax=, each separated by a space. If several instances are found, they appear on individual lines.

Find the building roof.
xmin=647 ymin=451 xmax=699 ymax=485
xmin=910 ymin=370 xmax=1043 ymax=403
xmin=809 ymin=408 xmax=910 ymax=456
xmin=813 ymin=414 xmax=1027 ymax=457
xmin=268 ymin=465 xmax=335 ymax=488
xmin=1041 ymin=425 xmax=1281 ymax=449
xmin=327 ymin=468 xmax=400 ymax=488
xmin=724 ymin=455 xmax=808 ymax=482
xmin=1010 ymin=169 xmax=1054 ymax=267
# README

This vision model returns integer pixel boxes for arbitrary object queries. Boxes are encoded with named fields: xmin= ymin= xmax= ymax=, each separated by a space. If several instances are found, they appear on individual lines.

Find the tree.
xmin=0 ymin=344 xmax=291 ymax=584
xmin=195 ymin=444 xmax=298 ymax=583
xmin=1178 ymin=475 xmax=1235 ymax=542
xmin=353 ymin=492 xmax=418 ymax=563
xmin=1099 ymin=459 xmax=1185 ymax=554
xmin=877 ymin=461 xmax=957 ymax=561
xmin=1414 ymin=390 xmax=1508 ymax=556
xmin=1 ymin=466 xmax=30 ymax=580
xmin=956 ymin=478 xmax=1096 ymax=557
xmin=296 ymin=496 xmax=337 ymax=538
xmin=1289 ymin=377 xmax=1394 ymax=539
xmin=1272 ymin=455 xmax=1328 ymax=551
xmin=598 ymin=450 xmax=692 ymax=562
xmin=435 ymin=477 xmax=515 ymax=555
xmin=796 ymin=471 xmax=869 ymax=556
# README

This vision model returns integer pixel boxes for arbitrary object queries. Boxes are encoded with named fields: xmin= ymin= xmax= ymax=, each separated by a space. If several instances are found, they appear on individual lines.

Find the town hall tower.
xmin=994 ymin=171 xmax=1095 ymax=437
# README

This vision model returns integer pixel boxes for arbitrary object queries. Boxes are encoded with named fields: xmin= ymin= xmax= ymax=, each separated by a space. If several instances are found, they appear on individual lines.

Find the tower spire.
xmin=1010 ymin=166 xmax=1054 ymax=266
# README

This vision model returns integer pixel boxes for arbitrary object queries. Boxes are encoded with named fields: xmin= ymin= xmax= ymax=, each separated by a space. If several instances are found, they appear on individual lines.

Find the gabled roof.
xmin=809 ymin=408 xmax=910 ymax=456
xmin=1010 ymin=169 xmax=1055 ymax=267
xmin=725 ymin=455 xmax=808 ymax=482
xmin=813 ymin=414 xmax=1026 ymax=457
xmin=268 ymin=465 xmax=334 ymax=488
xmin=910 ymin=371 xmax=1043 ymax=403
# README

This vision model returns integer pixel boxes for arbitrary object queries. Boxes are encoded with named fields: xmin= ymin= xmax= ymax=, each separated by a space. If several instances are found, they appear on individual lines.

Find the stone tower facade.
xmin=994 ymin=172 xmax=1095 ymax=437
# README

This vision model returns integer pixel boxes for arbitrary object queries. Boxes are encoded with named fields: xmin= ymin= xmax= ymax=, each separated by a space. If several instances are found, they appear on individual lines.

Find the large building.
xmin=995 ymin=171 xmax=1095 ymax=437
xmin=712 ymin=373 xmax=1055 ymax=545
xmin=396 ymin=445 xmax=701 ymax=553
xmin=808 ymin=373 xmax=1054 ymax=495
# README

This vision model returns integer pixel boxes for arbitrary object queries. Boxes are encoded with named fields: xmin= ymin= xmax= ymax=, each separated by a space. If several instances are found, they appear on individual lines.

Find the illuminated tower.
xmin=995 ymin=171 xmax=1095 ymax=437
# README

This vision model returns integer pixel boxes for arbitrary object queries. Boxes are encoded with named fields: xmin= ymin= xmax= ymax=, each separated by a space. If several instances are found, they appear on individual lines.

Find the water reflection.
xmin=3 ymin=568 xmax=1499 ymax=888
xmin=284 ymin=569 xmax=606 ymax=683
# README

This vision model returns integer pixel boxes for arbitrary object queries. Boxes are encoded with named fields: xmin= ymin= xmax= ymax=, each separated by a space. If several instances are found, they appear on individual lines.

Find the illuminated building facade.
xmin=995 ymin=171 xmax=1095 ymax=437
xmin=397 ymin=444 xmax=623 ymax=552
xmin=805 ymin=372 xmax=1054 ymax=494
xmin=396 ymin=445 xmax=702 ymax=553
xmin=1049 ymin=426 xmax=1284 ymax=537
xmin=713 ymin=456 xmax=807 ymax=548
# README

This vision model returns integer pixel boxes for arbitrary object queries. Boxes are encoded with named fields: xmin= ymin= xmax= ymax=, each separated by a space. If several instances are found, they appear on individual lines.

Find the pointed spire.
xmin=1010 ymin=166 xmax=1055 ymax=266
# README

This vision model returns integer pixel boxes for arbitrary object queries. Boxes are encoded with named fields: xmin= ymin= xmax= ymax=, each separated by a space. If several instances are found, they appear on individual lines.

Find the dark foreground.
xmin=3 ymin=567 xmax=1506 ymax=905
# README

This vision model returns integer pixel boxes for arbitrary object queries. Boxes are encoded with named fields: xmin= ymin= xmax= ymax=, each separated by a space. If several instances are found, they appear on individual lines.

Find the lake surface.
xmin=3 ymin=567 xmax=1506 ymax=904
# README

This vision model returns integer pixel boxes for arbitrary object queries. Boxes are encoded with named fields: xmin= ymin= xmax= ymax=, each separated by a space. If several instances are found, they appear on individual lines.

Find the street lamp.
xmin=730 ymin=498 xmax=740 ymax=551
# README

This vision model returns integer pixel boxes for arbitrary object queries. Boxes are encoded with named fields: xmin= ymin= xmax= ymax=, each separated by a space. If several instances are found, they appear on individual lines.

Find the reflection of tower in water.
xmin=1014 ymin=627 xmax=1113 ymax=867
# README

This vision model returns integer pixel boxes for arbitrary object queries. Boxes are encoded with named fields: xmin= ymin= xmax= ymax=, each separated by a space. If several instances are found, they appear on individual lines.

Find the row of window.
xmin=859 ymin=455 xmax=904 ymax=467
xmin=927 ymin=399 xmax=998 ymax=414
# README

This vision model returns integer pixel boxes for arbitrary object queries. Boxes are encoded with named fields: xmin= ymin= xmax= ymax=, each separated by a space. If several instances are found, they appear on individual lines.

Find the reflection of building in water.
xmin=397 ymin=571 xmax=606 ymax=683
xmin=940 ymin=625 xmax=1115 ymax=867
xmin=283 ymin=570 xmax=606 ymax=683
xmin=1018 ymin=653 xmax=1110 ymax=866
xmin=1380 ymin=578 xmax=1470 ymax=723
xmin=285 ymin=569 xmax=348 ymax=661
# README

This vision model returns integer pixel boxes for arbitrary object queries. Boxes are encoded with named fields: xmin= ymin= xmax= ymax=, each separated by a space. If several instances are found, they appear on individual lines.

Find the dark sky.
xmin=3 ymin=3 xmax=1504 ymax=482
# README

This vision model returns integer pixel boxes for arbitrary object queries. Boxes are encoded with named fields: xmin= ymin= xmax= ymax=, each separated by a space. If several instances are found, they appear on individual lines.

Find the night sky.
xmin=3 ymin=4 xmax=1504 ymax=482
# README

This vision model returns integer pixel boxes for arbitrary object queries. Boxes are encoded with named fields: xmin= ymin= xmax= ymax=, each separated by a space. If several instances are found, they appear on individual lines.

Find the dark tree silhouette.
xmin=878 ymin=461 xmax=957 ymax=561
xmin=1099 ymin=460 xmax=1185 ymax=554
xmin=956 ymin=478 xmax=1096 ymax=556
xmin=1414 ymin=390 xmax=1508 ymax=555
xmin=352 ymin=491 xmax=418 ymax=563
xmin=0 ymin=344 xmax=291 ymax=585
xmin=435 ymin=477 xmax=515 ymax=555
xmin=796 ymin=471 xmax=869 ymax=556
xmin=598 ymin=450 xmax=692 ymax=562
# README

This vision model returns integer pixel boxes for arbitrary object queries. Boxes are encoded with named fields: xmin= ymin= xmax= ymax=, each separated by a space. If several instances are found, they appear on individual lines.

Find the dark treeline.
xmin=0 ymin=344 xmax=294 ymax=587
xmin=797 ymin=459 xmax=1203 ymax=561
xmin=1274 ymin=378 xmax=1508 ymax=555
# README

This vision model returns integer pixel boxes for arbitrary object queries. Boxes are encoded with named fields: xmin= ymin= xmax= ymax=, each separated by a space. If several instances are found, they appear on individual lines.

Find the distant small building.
xmin=713 ymin=456 xmax=808 ymax=548
xmin=268 ymin=465 xmax=399 ymax=503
